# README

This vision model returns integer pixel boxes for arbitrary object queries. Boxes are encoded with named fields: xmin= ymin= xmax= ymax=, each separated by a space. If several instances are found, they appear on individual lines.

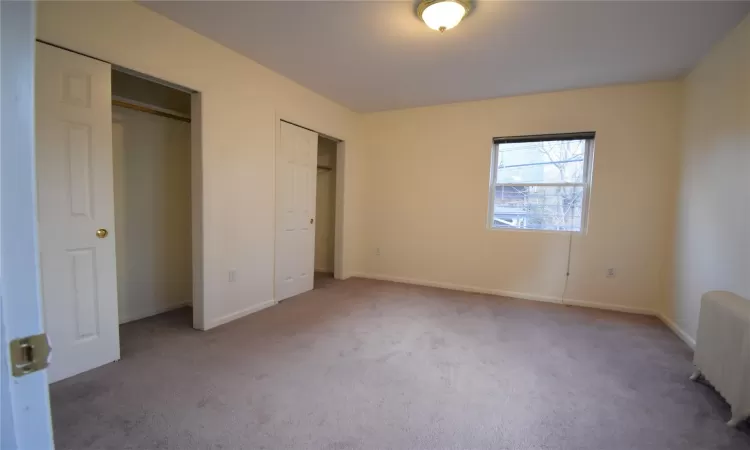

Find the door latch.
xmin=9 ymin=333 xmax=50 ymax=377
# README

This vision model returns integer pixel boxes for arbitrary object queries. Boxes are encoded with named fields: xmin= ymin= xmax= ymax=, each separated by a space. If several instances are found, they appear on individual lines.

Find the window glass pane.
xmin=492 ymin=185 xmax=585 ymax=231
xmin=496 ymin=139 xmax=587 ymax=184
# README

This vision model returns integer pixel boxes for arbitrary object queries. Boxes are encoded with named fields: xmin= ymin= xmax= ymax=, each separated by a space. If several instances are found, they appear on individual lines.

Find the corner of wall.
xmin=658 ymin=78 xmax=686 ymax=323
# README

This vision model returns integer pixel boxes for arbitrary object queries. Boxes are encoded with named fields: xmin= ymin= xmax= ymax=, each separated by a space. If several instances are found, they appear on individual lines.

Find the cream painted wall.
xmin=36 ymin=1 xmax=365 ymax=329
xmin=315 ymin=138 xmax=337 ymax=273
xmin=112 ymin=106 xmax=192 ymax=324
xmin=667 ymin=16 xmax=750 ymax=344
xmin=359 ymin=82 xmax=682 ymax=313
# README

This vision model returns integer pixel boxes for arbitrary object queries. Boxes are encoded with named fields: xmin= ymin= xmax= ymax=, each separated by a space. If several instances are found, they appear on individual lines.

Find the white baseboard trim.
xmin=562 ymin=299 xmax=655 ymax=316
xmin=658 ymin=313 xmax=696 ymax=349
xmin=119 ymin=301 xmax=190 ymax=325
xmin=351 ymin=272 xmax=563 ymax=304
xmin=351 ymin=272 xmax=655 ymax=316
xmin=206 ymin=299 xmax=276 ymax=330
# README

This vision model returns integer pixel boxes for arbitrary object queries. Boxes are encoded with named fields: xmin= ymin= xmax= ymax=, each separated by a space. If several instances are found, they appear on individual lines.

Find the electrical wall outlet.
xmin=228 ymin=269 xmax=237 ymax=282
xmin=606 ymin=268 xmax=616 ymax=278
xmin=375 ymin=247 xmax=381 ymax=256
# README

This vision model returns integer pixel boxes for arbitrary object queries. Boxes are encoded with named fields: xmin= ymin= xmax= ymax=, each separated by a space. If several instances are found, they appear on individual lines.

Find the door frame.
xmin=331 ymin=139 xmax=347 ymax=281
xmin=1 ymin=2 xmax=55 ymax=448
xmin=273 ymin=118 xmax=347 ymax=300
xmin=32 ymin=43 xmax=206 ymax=332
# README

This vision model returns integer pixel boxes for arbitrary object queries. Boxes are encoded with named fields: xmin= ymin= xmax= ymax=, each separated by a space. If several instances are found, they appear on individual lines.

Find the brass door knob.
xmin=96 ymin=229 xmax=108 ymax=239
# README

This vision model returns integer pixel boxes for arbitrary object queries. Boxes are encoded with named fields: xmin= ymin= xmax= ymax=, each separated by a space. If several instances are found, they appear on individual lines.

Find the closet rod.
xmin=112 ymin=99 xmax=191 ymax=123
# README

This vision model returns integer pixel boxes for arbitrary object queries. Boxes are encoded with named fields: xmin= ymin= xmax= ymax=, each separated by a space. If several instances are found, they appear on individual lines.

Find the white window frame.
xmin=487 ymin=132 xmax=595 ymax=234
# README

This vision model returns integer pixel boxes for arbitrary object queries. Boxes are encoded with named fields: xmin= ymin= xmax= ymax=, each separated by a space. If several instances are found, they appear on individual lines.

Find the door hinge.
xmin=9 ymin=333 xmax=51 ymax=377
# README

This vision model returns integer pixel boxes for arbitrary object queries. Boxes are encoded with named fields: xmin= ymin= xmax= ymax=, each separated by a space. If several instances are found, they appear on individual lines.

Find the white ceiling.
xmin=144 ymin=1 xmax=750 ymax=112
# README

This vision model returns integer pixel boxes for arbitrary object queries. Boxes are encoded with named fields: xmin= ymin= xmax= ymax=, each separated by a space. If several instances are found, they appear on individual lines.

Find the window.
xmin=488 ymin=132 xmax=595 ymax=232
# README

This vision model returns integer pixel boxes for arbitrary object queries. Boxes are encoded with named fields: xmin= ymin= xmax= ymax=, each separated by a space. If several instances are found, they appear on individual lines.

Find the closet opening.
xmin=111 ymin=68 xmax=196 ymax=336
xmin=314 ymin=136 xmax=338 ymax=288
xmin=35 ymin=41 xmax=205 ymax=382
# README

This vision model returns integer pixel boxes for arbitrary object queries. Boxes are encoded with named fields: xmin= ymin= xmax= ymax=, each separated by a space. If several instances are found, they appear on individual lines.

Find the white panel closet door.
xmin=275 ymin=122 xmax=318 ymax=301
xmin=35 ymin=43 xmax=120 ymax=382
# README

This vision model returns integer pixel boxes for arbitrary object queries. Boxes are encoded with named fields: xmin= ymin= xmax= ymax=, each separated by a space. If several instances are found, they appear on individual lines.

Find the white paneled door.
xmin=35 ymin=43 xmax=120 ymax=382
xmin=275 ymin=122 xmax=318 ymax=301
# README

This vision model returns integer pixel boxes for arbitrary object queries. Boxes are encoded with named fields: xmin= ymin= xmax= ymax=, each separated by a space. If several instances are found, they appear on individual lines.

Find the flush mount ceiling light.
xmin=417 ymin=0 xmax=472 ymax=33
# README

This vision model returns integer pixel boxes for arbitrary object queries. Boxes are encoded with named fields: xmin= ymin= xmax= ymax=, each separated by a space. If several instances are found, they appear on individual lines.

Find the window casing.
xmin=488 ymin=132 xmax=595 ymax=233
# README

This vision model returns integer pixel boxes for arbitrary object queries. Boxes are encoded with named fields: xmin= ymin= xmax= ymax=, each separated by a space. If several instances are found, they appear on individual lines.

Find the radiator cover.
xmin=693 ymin=291 xmax=750 ymax=427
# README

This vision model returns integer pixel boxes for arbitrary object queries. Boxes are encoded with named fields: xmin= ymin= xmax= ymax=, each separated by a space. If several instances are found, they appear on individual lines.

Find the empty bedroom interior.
xmin=10 ymin=0 xmax=750 ymax=449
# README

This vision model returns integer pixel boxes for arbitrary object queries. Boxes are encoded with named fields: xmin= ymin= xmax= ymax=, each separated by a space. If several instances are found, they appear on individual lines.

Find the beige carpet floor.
xmin=50 ymin=277 xmax=750 ymax=449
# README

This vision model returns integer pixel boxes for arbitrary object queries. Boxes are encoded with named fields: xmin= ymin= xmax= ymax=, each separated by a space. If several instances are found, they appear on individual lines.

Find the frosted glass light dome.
xmin=419 ymin=0 xmax=470 ymax=33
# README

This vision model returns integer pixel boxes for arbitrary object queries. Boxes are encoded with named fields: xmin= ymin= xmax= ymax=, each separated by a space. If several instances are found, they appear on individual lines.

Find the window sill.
xmin=486 ymin=226 xmax=585 ymax=236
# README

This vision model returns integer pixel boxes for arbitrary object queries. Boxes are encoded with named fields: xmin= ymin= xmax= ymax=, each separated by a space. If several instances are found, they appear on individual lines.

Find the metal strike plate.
xmin=9 ymin=333 xmax=50 ymax=377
